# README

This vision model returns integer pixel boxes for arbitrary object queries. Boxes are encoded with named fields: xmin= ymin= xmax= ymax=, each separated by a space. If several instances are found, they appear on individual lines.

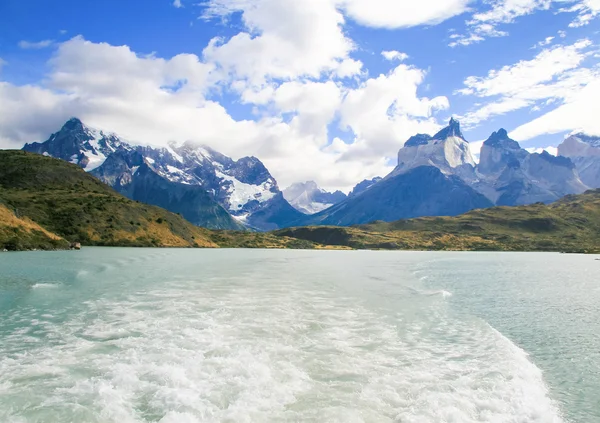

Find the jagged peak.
xmin=484 ymin=128 xmax=521 ymax=150
xmin=432 ymin=117 xmax=466 ymax=141
xmin=61 ymin=117 xmax=86 ymax=132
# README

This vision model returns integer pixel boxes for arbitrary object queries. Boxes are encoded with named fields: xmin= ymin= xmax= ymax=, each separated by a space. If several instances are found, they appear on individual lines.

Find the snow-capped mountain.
xmin=477 ymin=129 xmax=589 ymax=205
xmin=283 ymin=181 xmax=347 ymax=215
xmin=298 ymin=119 xmax=493 ymax=226
xmin=22 ymin=118 xmax=124 ymax=171
xmin=22 ymin=118 xmax=303 ymax=231
xmin=558 ymin=133 xmax=600 ymax=188
xmin=392 ymin=118 xmax=476 ymax=179
xmin=298 ymin=119 xmax=589 ymax=227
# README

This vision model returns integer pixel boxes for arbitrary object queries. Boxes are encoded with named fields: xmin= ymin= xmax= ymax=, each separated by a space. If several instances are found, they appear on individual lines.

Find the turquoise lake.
xmin=0 ymin=249 xmax=599 ymax=422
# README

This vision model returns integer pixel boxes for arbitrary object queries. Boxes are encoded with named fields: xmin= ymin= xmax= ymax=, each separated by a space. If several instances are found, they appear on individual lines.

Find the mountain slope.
xmin=0 ymin=203 xmax=70 ymax=251
xmin=301 ymin=166 xmax=493 ymax=226
xmin=277 ymin=189 xmax=600 ymax=253
xmin=91 ymin=151 xmax=243 ymax=230
xmin=0 ymin=151 xmax=219 ymax=248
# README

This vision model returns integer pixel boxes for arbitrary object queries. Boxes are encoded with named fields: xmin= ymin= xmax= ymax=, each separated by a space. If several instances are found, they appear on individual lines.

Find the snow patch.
xmin=216 ymin=171 xmax=276 ymax=211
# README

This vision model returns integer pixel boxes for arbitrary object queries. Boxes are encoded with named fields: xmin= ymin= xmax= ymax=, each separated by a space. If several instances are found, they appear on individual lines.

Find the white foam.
xmin=31 ymin=283 xmax=60 ymax=289
xmin=0 ymin=275 xmax=564 ymax=423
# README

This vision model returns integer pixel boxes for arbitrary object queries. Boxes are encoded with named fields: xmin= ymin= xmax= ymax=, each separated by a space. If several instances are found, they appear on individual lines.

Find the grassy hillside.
xmin=0 ymin=150 xmax=336 ymax=251
xmin=0 ymin=151 xmax=219 ymax=248
xmin=276 ymin=190 xmax=600 ymax=253
xmin=0 ymin=203 xmax=70 ymax=251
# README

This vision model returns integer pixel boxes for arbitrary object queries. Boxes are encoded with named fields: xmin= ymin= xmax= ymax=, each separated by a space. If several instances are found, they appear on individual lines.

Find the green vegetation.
xmin=0 ymin=150 xmax=337 ymax=251
xmin=3 ymin=150 xmax=599 ymax=253
xmin=0 ymin=203 xmax=70 ymax=251
xmin=276 ymin=190 xmax=600 ymax=253
xmin=0 ymin=151 xmax=218 ymax=249
xmin=208 ymin=230 xmax=349 ymax=250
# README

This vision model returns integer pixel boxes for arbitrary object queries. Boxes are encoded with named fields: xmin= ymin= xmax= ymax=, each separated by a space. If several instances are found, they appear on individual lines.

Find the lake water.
xmin=0 ymin=249 xmax=599 ymax=423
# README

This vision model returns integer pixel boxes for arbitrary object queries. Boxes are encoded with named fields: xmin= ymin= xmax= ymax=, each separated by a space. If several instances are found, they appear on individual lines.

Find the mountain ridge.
xmin=22 ymin=118 xmax=303 ymax=231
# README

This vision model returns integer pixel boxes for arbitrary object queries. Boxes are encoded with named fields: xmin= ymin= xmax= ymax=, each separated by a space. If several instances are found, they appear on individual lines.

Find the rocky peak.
xmin=558 ymin=133 xmax=600 ymax=158
xmin=395 ymin=118 xmax=474 ymax=177
xmin=433 ymin=117 xmax=465 ymax=141
xmin=478 ymin=129 xmax=527 ymax=176
xmin=61 ymin=117 xmax=87 ymax=133
xmin=484 ymin=129 xmax=521 ymax=150
xmin=571 ymin=133 xmax=600 ymax=147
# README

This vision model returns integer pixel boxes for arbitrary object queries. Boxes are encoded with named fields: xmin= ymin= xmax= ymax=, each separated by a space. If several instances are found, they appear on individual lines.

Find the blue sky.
xmin=1 ymin=0 xmax=599 ymax=190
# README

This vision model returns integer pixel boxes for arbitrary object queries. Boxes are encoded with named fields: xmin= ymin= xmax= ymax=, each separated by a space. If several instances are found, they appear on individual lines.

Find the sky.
xmin=0 ymin=0 xmax=599 ymax=192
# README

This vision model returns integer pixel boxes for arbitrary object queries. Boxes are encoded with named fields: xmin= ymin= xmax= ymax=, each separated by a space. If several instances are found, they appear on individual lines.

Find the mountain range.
xmin=3 ymin=149 xmax=599 ymax=253
xmin=0 ymin=151 xmax=335 ymax=251
xmin=23 ymin=118 xmax=303 ymax=231
xmin=19 ymin=117 xmax=600 ymax=230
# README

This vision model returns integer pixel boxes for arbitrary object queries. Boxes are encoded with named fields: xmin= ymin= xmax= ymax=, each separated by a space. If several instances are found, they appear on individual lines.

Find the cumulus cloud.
xmin=338 ymin=64 xmax=449 ymax=162
xmin=381 ymin=50 xmax=409 ymax=61
xmin=202 ymin=0 xmax=357 ymax=88
xmin=0 ymin=36 xmax=447 ymax=191
xmin=337 ymin=0 xmax=472 ymax=28
xmin=173 ymin=0 xmax=183 ymax=8
xmin=18 ymin=39 xmax=55 ymax=49
xmin=457 ymin=39 xmax=597 ymax=127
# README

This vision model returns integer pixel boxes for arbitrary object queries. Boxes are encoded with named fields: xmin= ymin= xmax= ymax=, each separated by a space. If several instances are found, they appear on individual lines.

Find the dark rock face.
xmin=116 ymin=164 xmax=241 ymax=230
xmin=432 ymin=117 xmax=465 ymax=141
xmin=349 ymin=178 xmax=382 ymax=197
xmin=302 ymin=166 xmax=493 ymax=227
xmin=404 ymin=134 xmax=433 ymax=147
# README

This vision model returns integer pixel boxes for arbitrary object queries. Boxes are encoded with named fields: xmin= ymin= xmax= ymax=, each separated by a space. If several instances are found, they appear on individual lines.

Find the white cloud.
xmin=0 ymin=37 xmax=447 ymax=191
xmin=338 ymin=64 xmax=449 ymax=162
xmin=532 ymin=36 xmax=554 ymax=48
xmin=511 ymin=79 xmax=600 ymax=140
xmin=202 ymin=0 xmax=357 ymax=87
xmin=458 ymin=39 xmax=596 ymax=126
xmin=173 ymin=0 xmax=183 ymax=7
xmin=381 ymin=50 xmax=409 ymax=61
xmin=561 ymin=0 xmax=600 ymax=27
xmin=18 ymin=39 xmax=54 ymax=49
xmin=452 ymin=1 xmax=600 ymax=47
xmin=337 ymin=0 xmax=472 ymax=29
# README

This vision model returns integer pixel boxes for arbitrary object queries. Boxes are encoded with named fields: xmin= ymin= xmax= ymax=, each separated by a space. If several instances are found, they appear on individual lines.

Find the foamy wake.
xmin=0 ymin=278 xmax=564 ymax=423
